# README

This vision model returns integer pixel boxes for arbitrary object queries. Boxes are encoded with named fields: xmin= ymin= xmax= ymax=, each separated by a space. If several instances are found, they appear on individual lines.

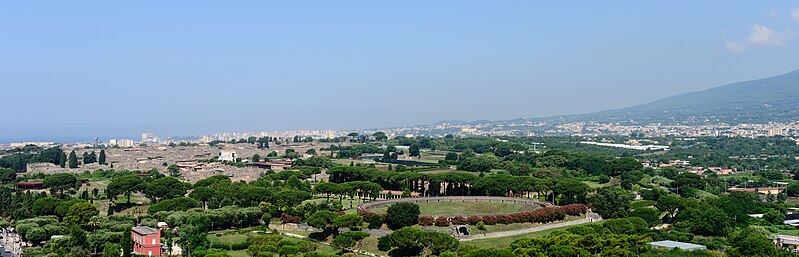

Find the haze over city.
xmin=7 ymin=2 xmax=799 ymax=257
xmin=4 ymin=1 xmax=799 ymax=142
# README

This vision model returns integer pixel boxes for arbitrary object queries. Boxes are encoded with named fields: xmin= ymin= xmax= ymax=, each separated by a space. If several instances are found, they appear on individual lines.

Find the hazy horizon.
xmin=3 ymin=2 xmax=799 ymax=142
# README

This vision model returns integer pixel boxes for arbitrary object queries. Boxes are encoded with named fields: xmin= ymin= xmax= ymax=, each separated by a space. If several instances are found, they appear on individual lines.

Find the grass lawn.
xmin=462 ymin=220 xmax=607 ymax=249
xmin=209 ymin=233 xmax=249 ymax=244
xmin=210 ymin=228 xmax=343 ymax=255
xmin=372 ymin=202 xmax=527 ymax=215
xmin=227 ymin=250 xmax=249 ymax=257
xmin=582 ymin=181 xmax=611 ymax=189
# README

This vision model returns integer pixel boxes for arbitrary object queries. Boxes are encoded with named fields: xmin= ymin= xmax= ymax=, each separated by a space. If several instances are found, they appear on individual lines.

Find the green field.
xmin=462 ymin=220 xmax=607 ymax=249
xmin=209 ymin=233 xmax=249 ymax=244
xmin=372 ymin=201 xmax=527 ymax=215
xmin=208 ymin=229 xmax=342 ymax=256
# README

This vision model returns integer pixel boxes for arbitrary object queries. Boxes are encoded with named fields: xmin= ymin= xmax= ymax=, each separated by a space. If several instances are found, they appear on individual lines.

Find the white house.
xmin=219 ymin=150 xmax=237 ymax=162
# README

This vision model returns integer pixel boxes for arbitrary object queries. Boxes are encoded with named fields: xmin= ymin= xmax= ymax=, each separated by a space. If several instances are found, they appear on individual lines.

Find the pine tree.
xmin=98 ymin=150 xmax=106 ymax=165
xmin=68 ymin=151 xmax=79 ymax=168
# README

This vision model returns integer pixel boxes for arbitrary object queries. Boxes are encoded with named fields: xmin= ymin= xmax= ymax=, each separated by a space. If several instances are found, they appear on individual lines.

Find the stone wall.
xmin=458 ymin=212 xmax=602 ymax=241
xmin=358 ymin=196 xmax=553 ymax=216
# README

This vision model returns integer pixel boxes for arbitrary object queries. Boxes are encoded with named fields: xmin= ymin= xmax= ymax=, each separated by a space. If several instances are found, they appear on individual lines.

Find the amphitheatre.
xmin=358 ymin=196 xmax=554 ymax=217
xmin=358 ymin=196 xmax=601 ymax=241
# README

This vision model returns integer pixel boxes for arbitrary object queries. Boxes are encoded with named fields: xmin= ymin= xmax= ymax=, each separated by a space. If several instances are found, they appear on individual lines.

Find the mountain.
xmin=551 ymin=69 xmax=799 ymax=124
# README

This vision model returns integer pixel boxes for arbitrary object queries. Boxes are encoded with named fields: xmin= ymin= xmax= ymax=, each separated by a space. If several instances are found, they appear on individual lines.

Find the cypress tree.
xmin=59 ymin=152 xmax=67 ymax=168
xmin=98 ymin=150 xmax=106 ymax=165
xmin=68 ymin=151 xmax=79 ymax=168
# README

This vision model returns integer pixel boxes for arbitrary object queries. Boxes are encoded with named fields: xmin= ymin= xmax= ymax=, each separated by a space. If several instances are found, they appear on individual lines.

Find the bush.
xmin=466 ymin=216 xmax=482 ymax=225
xmin=418 ymin=216 xmax=435 ymax=226
xmin=385 ymin=203 xmax=420 ymax=229
xmin=297 ymin=241 xmax=318 ymax=252
xmin=368 ymin=215 xmax=384 ymax=229
xmin=481 ymin=215 xmax=497 ymax=225
xmin=280 ymin=213 xmax=302 ymax=224
xmin=496 ymin=215 xmax=512 ymax=225
xmin=450 ymin=216 xmax=467 ymax=225
xmin=435 ymin=216 xmax=450 ymax=227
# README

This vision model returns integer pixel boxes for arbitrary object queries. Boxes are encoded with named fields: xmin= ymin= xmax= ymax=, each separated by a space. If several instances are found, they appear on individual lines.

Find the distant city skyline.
xmin=3 ymin=2 xmax=799 ymax=142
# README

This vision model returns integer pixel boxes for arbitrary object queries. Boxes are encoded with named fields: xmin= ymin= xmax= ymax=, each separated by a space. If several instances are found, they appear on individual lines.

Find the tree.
xmin=687 ymin=206 xmax=730 ymax=236
xmin=763 ymin=209 xmax=785 ymax=225
xmin=0 ymin=168 xmax=16 ymax=182
xmin=98 ymin=150 xmax=106 ymax=165
xmin=68 ymin=150 xmax=79 ymax=168
xmin=59 ymin=151 xmax=67 ymax=168
xmin=147 ymin=197 xmax=200 ymax=214
xmin=332 ymin=231 xmax=370 ymax=252
xmin=252 ymin=154 xmax=261 ymax=163
xmin=368 ymin=214 xmax=384 ymax=229
xmin=409 ymin=144 xmax=421 ymax=157
xmin=333 ymin=214 xmax=364 ymax=231
xmin=65 ymin=202 xmax=99 ymax=227
xmin=380 ymin=227 xmax=458 ymax=257
xmin=386 ymin=202 xmax=420 ymax=230
xmin=372 ymin=132 xmax=388 ymax=141
xmin=552 ymin=179 xmax=590 ymax=204
xmin=609 ymin=157 xmax=642 ymax=176
xmin=726 ymin=228 xmax=780 ymax=257
xmin=144 ymin=176 xmax=188 ymax=202
xmin=32 ymin=196 xmax=62 ymax=216
xmin=273 ymin=189 xmax=312 ymax=209
xmin=189 ymin=186 xmax=215 ymax=209
xmin=44 ymin=173 xmax=79 ymax=195
xmin=788 ymin=183 xmax=799 ymax=197
xmin=26 ymin=227 xmax=47 ymax=246
xmin=673 ymin=172 xmax=704 ymax=192
xmin=656 ymin=194 xmax=685 ymax=219
xmin=83 ymin=151 xmax=97 ymax=164
xmin=102 ymin=243 xmax=121 ymax=257
xmin=590 ymin=187 xmax=632 ymax=219
xmin=106 ymin=175 xmax=145 ymax=203
xmin=620 ymin=170 xmax=643 ymax=190
xmin=167 ymin=164 xmax=180 ymax=177
xmin=445 ymin=152 xmax=459 ymax=161
xmin=307 ymin=210 xmax=337 ymax=233
xmin=629 ymin=207 xmax=660 ymax=227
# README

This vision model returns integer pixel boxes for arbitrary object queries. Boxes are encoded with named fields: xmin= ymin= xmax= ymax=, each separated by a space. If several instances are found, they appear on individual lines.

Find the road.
xmin=0 ymin=229 xmax=19 ymax=257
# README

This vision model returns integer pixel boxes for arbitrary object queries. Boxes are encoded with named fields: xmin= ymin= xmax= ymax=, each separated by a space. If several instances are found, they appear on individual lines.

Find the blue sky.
xmin=2 ymin=1 xmax=799 ymax=142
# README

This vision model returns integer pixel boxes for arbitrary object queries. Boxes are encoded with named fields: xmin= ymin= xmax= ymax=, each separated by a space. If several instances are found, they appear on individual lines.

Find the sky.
xmin=2 ymin=1 xmax=799 ymax=142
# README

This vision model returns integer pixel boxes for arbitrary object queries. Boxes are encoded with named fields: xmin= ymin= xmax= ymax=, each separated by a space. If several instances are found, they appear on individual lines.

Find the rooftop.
xmin=649 ymin=240 xmax=707 ymax=251
xmin=132 ymin=226 xmax=159 ymax=234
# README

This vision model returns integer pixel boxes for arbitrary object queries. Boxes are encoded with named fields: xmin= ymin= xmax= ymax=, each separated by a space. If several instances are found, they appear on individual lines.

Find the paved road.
xmin=0 ymin=244 xmax=16 ymax=257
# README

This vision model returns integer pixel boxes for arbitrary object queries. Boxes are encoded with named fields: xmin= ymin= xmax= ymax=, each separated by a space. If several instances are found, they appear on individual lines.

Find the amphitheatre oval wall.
xmin=358 ymin=196 xmax=553 ymax=217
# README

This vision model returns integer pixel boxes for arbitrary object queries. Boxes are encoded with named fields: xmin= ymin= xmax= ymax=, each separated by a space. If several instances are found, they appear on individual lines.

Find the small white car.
xmin=4 ymin=249 xmax=9 ymax=253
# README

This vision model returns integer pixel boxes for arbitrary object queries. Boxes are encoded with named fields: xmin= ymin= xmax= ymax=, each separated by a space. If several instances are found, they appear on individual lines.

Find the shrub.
xmin=385 ymin=203 xmax=420 ymax=230
xmin=297 ymin=241 xmax=318 ymax=252
xmin=368 ymin=215 xmax=384 ymax=229
xmin=231 ymin=242 xmax=251 ymax=251
xmin=450 ymin=216 xmax=467 ymax=225
xmin=435 ymin=216 xmax=450 ymax=227
xmin=496 ymin=215 xmax=512 ymax=225
xmin=466 ymin=216 xmax=482 ymax=225
xmin=481 ymin=215 xmax=497 ymax=225
xmin=418 ymin=216 xmax=435 ymax=226
xmin=280 ymin=213 xmax=302 ymax=224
